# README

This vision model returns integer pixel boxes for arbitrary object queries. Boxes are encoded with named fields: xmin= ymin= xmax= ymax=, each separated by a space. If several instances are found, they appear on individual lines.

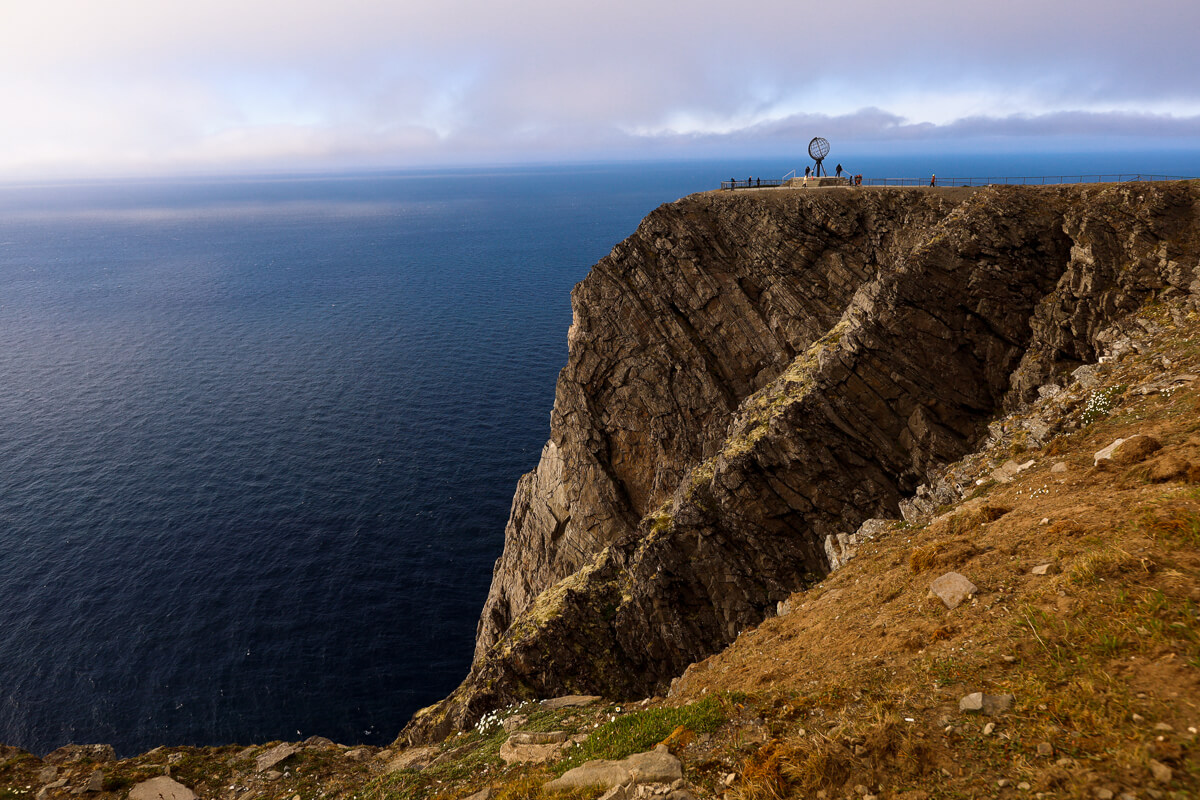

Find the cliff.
xmin=406 ymin=180 xmax=1200 ymax=743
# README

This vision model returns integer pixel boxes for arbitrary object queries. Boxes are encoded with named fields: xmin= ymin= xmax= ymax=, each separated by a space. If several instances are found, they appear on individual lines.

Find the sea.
xmin=1 ymin=152 xmax=1197 ymax=757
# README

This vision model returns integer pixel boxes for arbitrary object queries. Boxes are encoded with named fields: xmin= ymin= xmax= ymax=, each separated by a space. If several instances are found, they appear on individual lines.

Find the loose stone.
xmin=931 ymin=572 xmax=979 ymax=609
xmin=128 ymin=778 xmax=197 ymax=800
xmin=1149 ymin=759 xmax=1173 ymax=783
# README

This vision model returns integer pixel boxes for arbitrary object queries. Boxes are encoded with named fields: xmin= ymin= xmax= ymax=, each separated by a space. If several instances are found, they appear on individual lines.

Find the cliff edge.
xmin=404 ymin=181 xmax=1200 ymax=744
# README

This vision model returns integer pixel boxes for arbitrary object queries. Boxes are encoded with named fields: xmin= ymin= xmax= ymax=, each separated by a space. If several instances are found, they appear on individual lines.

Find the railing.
xmin=863 ymin=174 xmax=1196 ymax=187
xmin=721 ymin=174 xmax=1197 ymax=190
xmin=721 ymin=177 xmax=787 ymax=190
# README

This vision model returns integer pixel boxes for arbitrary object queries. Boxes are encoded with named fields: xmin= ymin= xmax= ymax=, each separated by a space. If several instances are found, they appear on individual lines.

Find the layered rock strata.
xmin=406 ymin=181 xmax=1200 ymax=743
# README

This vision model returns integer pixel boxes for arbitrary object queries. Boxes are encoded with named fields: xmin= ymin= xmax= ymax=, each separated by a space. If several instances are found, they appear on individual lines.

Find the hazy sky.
xmin=2 ymin=0 xmax=1198 ymax=177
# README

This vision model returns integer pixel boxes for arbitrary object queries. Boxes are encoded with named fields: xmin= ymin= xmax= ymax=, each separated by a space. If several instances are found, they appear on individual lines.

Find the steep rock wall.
xmin=474 ymin=189 xmax=972 ymax=659
xmin=412 ymin=181 xmax=1200 ymax=744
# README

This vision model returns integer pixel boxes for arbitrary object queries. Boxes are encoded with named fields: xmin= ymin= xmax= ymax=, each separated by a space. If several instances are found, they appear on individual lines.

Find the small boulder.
xmin=1094 ymin=439 xmax=1126 ymax=465
xmin=544 ymin=746 xmax=682 ymax=792
xmin=44 ymin=745 xmax=116 ymax=765
xmin=1072 ymin=363 xmax=1105 ymax=389
xmin=127 ymin=777 xmax=197 ymax=800
xmin=501 ymin=714 xmax=528 ymax=733
xmin=1149 ymin=759 xmax=1173 ymax=783
xmin=255 ymin=744 xmax=297 ymax=773
xmin=930 ymin=572 xmax=979 ymax=610
xmin=992 ymin=459 xmax=1035 ymax=484
xmin=303 ymin=736 xmax=336 ymax=749
xmin=1051 ymin=462 xmax=1069 ymax=473
xmin=541 ymin=695 xmax=601 ymax=710
xmin=83 ymin=770 xmax=103 ymax=793
xmin=855 ymin=518 xmax=895 ymax=540
xmin=460 ymin=789 xmax=492 ymax=800
xmin=508 ymin=731 xmax=567 ymax=745
xmin=385 ymin=746 xmax=436 ymax=772
xmin=1030 ymin=564 xmax=1054 ymax=576
xmin=498 ymin=739 xmax=565 ymax=765
xmin=1111 ymin=434 xmax=1162 ymax=465
xmin=959 ymin=692 xmax=1014 ymax=715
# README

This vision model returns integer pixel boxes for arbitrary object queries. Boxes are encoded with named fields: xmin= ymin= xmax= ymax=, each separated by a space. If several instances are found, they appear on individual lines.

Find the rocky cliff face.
xmin=407 ymin=181 xmax=1200 ymax=743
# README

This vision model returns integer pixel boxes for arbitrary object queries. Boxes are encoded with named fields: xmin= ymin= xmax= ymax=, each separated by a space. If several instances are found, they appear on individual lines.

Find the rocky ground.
xmin=4 ymin=292 xmax=1197 ymax=800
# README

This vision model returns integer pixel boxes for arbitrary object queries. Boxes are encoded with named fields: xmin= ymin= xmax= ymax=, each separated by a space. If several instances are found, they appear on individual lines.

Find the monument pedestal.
xmin=786 ymin=176 xmax=852 ymax=187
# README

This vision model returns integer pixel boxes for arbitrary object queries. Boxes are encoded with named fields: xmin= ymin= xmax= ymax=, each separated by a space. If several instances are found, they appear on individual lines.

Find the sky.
xmin=2 ymin=0 xmax=1199 ymax=178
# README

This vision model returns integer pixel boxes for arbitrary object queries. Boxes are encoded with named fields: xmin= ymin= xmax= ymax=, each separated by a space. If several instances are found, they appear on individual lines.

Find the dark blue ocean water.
xmin=1 ymin=153 xmax=1197 ymax=757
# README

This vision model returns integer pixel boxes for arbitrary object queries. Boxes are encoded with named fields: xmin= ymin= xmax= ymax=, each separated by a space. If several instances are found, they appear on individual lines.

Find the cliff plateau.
xmin=407 ymin=181 xmax=1200 ymax=744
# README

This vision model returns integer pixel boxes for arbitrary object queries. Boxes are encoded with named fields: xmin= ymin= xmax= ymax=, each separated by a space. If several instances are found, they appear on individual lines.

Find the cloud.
xmin=1 ymin=0 xmax=1198 ymax=176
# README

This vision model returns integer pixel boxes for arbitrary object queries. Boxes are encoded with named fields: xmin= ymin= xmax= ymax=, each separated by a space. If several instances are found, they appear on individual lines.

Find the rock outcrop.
xmin=473 ymin=187 xmax=969 ymax=661
xmin=405 ymin=181 xmax=1200 ymax=743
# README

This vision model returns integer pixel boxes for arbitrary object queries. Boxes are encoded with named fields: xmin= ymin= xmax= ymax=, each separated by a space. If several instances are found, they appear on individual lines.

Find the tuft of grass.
xmin=774 ymin=737 xmax=855 ymax=795
xmin=927 ymin=655 xmax=969 ymax=686
xmin=1066 ymin=547 xmax=1147 ymax=585
xmin=1136 ymin=502 xmax=1200 ymax=546
xmin=908 ymin=544 xmax=940 ymax=573
xmin=554 ymin=696 xmax=726 ymax=774
xmin=494 ymin=773 xmax=547 ymax=800
xmin=1095 ymin=633 xmax=1125 ymax=656
xmin=908 ymin=539 xmax=981 ymax=573
xmin=492 ymin=770 xmax=604 ymax=800
xmin=1046 ymin=519 xmax=1084 ymax=537
xmin=944 ymin=504 xmax=1010 ymax=535
xmin=734 ymin=741 xmax=788 ymax=800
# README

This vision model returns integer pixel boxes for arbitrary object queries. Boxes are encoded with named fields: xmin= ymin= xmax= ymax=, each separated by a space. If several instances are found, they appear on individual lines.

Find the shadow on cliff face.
xmin=404 ymin=181 xmax=1200 ymax=744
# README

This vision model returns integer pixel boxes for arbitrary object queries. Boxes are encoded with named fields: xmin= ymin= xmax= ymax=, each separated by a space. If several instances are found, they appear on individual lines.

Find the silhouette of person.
xmin=836 ymin=164 xmax=843 ymax=177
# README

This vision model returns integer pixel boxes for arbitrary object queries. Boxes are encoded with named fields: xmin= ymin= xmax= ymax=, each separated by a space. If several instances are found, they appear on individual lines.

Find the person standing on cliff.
xmin=930 ymin=174 xmax=937 ymax=187
xmin=836 ymin=164 xmax=843 ymax=178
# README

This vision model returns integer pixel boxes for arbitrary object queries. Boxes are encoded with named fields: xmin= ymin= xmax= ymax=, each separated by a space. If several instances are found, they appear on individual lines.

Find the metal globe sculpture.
xmin=808 ymin=136 xmax=830 ymax=177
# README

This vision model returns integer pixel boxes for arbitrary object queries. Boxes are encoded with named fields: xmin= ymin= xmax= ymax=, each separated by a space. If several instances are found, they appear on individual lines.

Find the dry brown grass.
xmin=908 ymin=538 xmax=982 ymax=572
xmin=733 ymin=741 xmax=788 ymax=800
xmin=1137 ymin=498 xmax=1200 ymax=546
xmin=1066 ymin=546 xmax=1149 ymax=585
xmin=669 ymin=305 xmax=1200 ymax=799
xmin=930 ymin=503 xmax=1011 ymax=538
xmin=1046 ymin=518 xmax=1084 ymax=537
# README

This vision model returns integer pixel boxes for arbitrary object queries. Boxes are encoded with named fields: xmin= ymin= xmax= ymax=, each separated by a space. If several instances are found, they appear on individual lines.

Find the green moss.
xmin=646 ymin=504 xmax=673 ymax=536
xmin=554 ymin=696 xmax=727 ymax=774
xmin=503 ymin=554 xmax=613 ymax=649
xmin=716 ymin=319 xmax=851 ymax=465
